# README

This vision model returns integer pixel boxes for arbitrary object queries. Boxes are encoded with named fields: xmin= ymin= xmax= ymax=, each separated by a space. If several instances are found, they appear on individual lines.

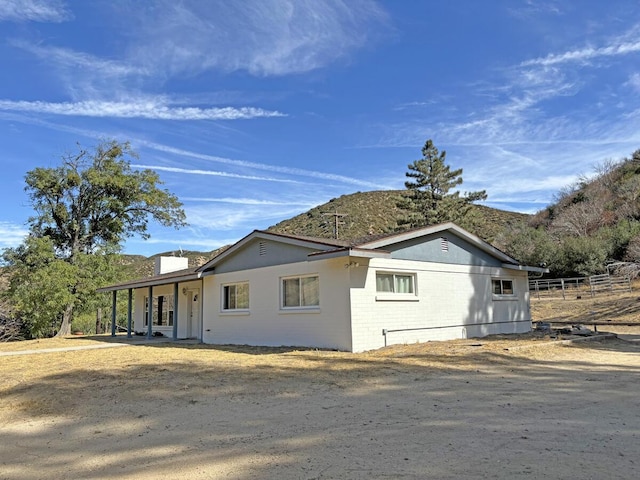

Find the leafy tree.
xmin=1 ymin=140 xmax=186 ymax=337
xmin=496 ymin=224 xmax=557 ymax=270
xmin=398 ymin=139 xmax=487 ymax=229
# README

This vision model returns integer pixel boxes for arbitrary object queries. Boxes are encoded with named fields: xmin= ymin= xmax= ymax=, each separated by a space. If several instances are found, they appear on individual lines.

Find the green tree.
xmin=398 ymin=139 xmax=487 ymax=229
xmin=1 ymin=140 xmax=186 ymax=337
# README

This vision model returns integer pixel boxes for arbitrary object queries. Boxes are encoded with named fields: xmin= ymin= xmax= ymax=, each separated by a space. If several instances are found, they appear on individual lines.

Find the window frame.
xmin=280 ymin=274 xmax=320 ymax=310
xmin=221 ymin=282 xmax=250 ymax=312
xmin=491 ymin=278 xmax=516 ymax=299
xmin=375 ymin=271 xmax=418 ymax=301
xmin=143 ymin=294 xmax=175 ymax=327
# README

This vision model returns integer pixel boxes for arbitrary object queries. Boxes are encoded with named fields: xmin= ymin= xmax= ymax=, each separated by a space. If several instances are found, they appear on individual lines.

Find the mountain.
xmin=83 ymin=190 xmax=532 ymax=279
xmin=267 ymin=190 xmax=529 ymax=244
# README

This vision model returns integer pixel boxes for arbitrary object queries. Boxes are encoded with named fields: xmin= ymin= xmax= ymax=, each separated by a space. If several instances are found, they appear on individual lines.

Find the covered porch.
xmin=97 ymin=265 xmax=204 ymax=342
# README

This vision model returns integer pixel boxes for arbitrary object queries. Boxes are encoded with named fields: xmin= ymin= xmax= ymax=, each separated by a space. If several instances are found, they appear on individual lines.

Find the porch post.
xmin=110 ymin=290 xmax=117 ymax=337
xmin=147 ymin=285 xmax=153 ymax=339
xmin=173 ymin=282 xmax=179 ymax=341
xmin=127 ymin=288 xmax=133 ymax=338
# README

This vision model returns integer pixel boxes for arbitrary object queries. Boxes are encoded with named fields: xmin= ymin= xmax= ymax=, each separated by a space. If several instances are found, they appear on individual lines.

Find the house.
xmin=98 ymin=222 xmax=547 ymax=352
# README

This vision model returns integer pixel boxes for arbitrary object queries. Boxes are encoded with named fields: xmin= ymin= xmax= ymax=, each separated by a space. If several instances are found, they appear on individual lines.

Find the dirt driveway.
xmin=1 ymin=334 xmax=639 ymax=479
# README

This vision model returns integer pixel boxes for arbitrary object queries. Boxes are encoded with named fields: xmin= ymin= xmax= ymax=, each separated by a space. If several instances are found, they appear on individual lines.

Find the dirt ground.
xmin=1 ymin=330 xmax=639 ymax=480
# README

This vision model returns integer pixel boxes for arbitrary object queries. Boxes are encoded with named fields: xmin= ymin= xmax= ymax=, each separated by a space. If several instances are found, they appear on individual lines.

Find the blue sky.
xmin=2 ymin=0 xmax=640 ymax=256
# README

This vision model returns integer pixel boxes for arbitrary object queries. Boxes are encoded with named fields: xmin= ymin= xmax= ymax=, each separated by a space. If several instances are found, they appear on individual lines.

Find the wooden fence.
xmin=529 ymin=273 xmax=631 ymax=300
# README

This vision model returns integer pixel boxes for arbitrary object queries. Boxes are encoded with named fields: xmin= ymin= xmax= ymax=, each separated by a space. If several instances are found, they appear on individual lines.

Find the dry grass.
xmin=531 ymin=285 xmax=640 ymax=335
xmin=1 ymin=315 xmax=639 ymax=478
xmin=0 ymin=330 xmax=630 ymax=417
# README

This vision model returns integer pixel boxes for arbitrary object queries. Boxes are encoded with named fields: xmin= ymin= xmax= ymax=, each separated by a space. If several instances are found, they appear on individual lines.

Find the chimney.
xmin=154 ymin=256 xmax=189 ymax=275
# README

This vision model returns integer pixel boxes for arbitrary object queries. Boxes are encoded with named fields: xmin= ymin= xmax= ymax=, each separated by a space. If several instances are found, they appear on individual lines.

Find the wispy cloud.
xmin=368 ymin=23 xmax=640 ymax=214
xmin=11 ymin=40 xmax=143 ymax=78
xmin=182 ymin=197 xmax=316 ymax=207
xmin=132 ymin=164 xmax=303 ymax=184
xmin=0 ymin=221 xmax=28 ymax=249
xmin=185 ymin=204 xmax=304 ymax=231
xmin=141 ymin=141 xmax=392 ymax=189
xmin=0 ymin=99 xmax=285 ymax=120
xmin=0 ymin=0 xmax=71 ymax=23
xmin=508 ymin=0 xmax=563 ymax=19
xmin=521 ymin=39 xmax=640 ymax=67
xmin=124 ymin=0 xmax=389 ymax=77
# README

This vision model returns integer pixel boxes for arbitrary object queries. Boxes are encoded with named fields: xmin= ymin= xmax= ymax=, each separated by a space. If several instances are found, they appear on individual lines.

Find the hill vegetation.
xmin=267 ymin=190 xmax=528 ymax=244
xmin=498 ymin=149 xmax=640 ymax=278
xmin=129 ymin=145 xmax=640 ymax=280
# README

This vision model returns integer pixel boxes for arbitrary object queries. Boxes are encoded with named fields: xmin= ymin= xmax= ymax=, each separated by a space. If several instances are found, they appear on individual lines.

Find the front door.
xmin=187 ymin=289 xmax=201 ymax=339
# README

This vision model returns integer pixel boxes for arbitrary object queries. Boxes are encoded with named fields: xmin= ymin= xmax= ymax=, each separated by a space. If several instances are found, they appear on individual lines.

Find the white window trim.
xmin=375 ymin=271 xmax=418 ymax=302
xmin=492 ymin=278 xmax=517 ymax=301
xmin=280 ymin=274 xmax=320 ymax=311
xmin=221 ymin=282 xmax=250 ymax=312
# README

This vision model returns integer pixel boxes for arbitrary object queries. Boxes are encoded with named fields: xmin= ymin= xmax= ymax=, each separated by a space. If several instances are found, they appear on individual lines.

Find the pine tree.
xmin=398 ymin=139 xmax=486 ymax=229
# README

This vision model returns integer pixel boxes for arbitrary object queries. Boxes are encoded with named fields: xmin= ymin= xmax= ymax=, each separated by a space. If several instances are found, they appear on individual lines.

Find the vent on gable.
xmin=259 ymin=241 xmax=267 ymax=256
xmin=440 ymin=237 xmax=449 ymax=252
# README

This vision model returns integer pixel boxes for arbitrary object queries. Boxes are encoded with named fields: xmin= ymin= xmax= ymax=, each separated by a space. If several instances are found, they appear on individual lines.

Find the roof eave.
xmin=98 ymin=272 xmax=202 ymax=292
xmin=501 ymin=263 xmax=549 ymax=273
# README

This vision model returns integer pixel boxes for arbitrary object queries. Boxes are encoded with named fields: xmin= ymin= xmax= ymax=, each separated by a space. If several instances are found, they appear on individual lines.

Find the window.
xmin=492 ymin=279 xmax=514 ymax=296
xmin=376 ymin=272 xmax=415 ymax=294
xmin=143 ymin=295 xmax=175 ymax=326
xmin=223 ymin=282 xmax=249 ymax=310
xmin=282 ymin=275 xmax=319 ymax=308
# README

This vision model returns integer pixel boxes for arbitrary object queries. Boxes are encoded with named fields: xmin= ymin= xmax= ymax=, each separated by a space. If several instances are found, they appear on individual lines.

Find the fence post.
xmin=561 ymin=278 xmax=565 ymax=300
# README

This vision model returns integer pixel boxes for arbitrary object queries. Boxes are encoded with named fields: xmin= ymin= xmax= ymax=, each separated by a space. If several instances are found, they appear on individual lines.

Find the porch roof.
xmin=97 ymin=267 xmax=201 ymax=292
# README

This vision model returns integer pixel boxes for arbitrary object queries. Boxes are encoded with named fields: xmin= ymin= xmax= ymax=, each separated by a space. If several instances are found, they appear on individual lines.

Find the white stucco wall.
xmin=349 ymin=258 xmax=531 ymax=352
xmin=201 ymin=257 xmax=353 ymax=351
xmin=133 ymin=280 xmax=203 ymax=338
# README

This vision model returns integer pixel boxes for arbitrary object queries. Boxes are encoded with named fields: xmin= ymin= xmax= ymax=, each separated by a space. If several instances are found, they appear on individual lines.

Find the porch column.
xmin=127 ymin=288 xmax=133 ymax=338
xmin=173 ymin=282 xmax=179 ymax=341
xmin=147 ymin=285 xmax=153 ymax=339
xmin=110 ymin=290 xmax=117 ymax=337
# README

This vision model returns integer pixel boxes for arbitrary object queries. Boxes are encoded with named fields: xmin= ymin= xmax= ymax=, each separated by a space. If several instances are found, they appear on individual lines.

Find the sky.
xmin=2 ymin=0 xmax=640 ymax=256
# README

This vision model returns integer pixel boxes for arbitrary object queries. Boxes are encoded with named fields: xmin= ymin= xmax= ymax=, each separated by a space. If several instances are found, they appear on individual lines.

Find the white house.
xmin=99 ymin=223 xmax=546 ymax=352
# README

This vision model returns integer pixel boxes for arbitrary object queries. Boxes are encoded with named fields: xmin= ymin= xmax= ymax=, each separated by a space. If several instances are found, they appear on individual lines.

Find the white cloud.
xmin=128 ymin=235 xmax=238 ymax=251
xmin=132 ymin=164 xmax=303 ymax=184
xmin=185 ymin=203 xmax=304 ymax=230
xmin=0 ymin=99 xmax=284 ymax=120
xmin=0 ymin=0 xmax=71 ymax=22
xmin=0 ymin=222 xmax=28 ymax=250
xmin=182 ymin=197 xmax=316 ymax=207
xmin=124 ymin=0 xmax=389 ymax=77
xmin=141 ymin=141 xmax=392 ymax=189
xmin=627 ymin=73 xmax=640 ymax=92
xmin=11 ymin=41 xmax=144 ymax=78
xmin=520 ymin=37 xmax=640 ymax=68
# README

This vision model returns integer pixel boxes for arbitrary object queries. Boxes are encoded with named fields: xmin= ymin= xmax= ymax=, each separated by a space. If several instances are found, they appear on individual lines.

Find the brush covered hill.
xmin=116 ymin=190 xmax=530 ymax=279
xmin=121 ymin=247 xmax=230 ymax=279
xmin=267 ymin=190 xmax=530 ymax=244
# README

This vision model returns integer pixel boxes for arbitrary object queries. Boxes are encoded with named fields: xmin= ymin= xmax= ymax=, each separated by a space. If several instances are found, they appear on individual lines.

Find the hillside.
xmin=119 ymin=190 xmax=530 ymax=278
xmin=500 ymin=149 xmax=640 ymax=277
xmin=267 ymin=190 xmax=529 ymax=243
xmin=121 ymin=247 xmax=230 ymax=279
xmin=2 ymin=190 xmax=531 ymax=290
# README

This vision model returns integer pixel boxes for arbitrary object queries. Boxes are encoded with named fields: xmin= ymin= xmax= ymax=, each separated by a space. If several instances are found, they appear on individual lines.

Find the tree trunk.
xmin=56 ymin=303 xmax=74 ymax=337
xmin=95 ymin=307 xmax=102 ymax=334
